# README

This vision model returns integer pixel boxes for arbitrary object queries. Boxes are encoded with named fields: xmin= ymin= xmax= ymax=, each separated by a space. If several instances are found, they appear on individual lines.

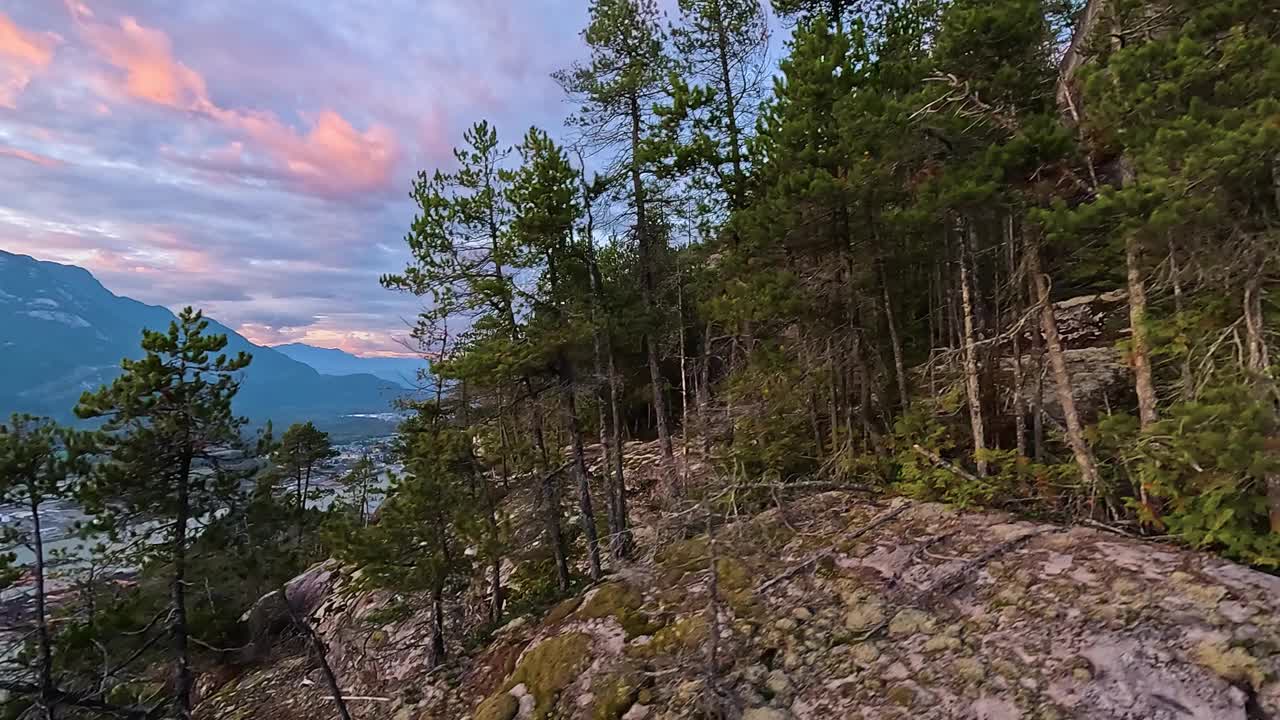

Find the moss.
xmin=656 ymin=537 xmax=711 ymax=585
xmin=577 ymin=582 xmax=661 ymax=638
xmin=715 ymin=557 xmax=762 ymax=618
xmin=635 ymin=615 xmax=708 ymax=658
xmin=544 ymin=596 xmax=583 ymax=626
xmin=887 ymin=684 xmax=916 ymax=706
xmin=514 ymin=632 xmax=594 ymax=719
xmin=473 ymin=692 xmax=519 ymax=720
xmin=1193 ymin=639 xmax=1266 ymax=687
xmin=591 ymin=665 xmax=644 ymax=720
xmin=473 ymin=632 xmax=594 ymax=720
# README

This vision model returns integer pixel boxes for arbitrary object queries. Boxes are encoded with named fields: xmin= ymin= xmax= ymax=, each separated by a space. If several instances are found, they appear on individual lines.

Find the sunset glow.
xmin=0 ymin=1 xmax=588 ymax=356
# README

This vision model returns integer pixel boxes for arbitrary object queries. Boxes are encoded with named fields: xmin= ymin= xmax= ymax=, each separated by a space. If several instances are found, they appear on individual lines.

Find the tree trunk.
xmin=1169 ymin=238 xmax=1194 ymax=402
xmin=678 ymin=263 xmax=690 ymax=491
xmin=958 ymin=221 xmax=989 ymax=476
xmin=1007 ymin=215 xmax=1028 ymax=459
xmin=1027 ymin=242 xmax=1103 ymax=500
xmin=607 ymin=348 xmax=632 ymax=558
xmin=29 ymin=490 xmax=54 ymax=718
xmin=1126 ymin=234 xmax=1160 ymax=430
xmin=1056 ymin=0 xmax=1109 ymax=113
xmin=482 ymin=476 xmax=504 ymax=624
xmin=698 ymin=321 xmax=713 ymax=455
xmin=712 ymin=0 xmax=745 ymax=210
xmin=172 ymin=451 xmax=194 ymax=719
xmin=559 ymin=356 xmax=603 ymax=581
xmin=879 ymin=258 xmax=910 ymax=409
xmin=430 ymin=585 xmax=446 ymax=665
xmin=629 ymin=91 xmax=677 ymax=481
xmin=1243 ymin=272 xmax=1280 ymax=533
xmin=530 ymin=399 xmax=570 ymax=593
xmin=283 ymin=586 xmax=353 ymax=720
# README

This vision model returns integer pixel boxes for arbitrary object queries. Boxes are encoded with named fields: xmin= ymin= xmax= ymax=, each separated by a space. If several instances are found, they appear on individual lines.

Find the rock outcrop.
xmin=197 ymin=487 xmax=1280 ymax=720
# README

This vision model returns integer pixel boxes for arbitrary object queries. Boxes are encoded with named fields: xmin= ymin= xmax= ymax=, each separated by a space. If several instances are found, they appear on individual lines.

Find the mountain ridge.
xmin=272 ymin=342 xmax=426 ymax=389
xmin=0 ymin=249 xmax=407 ymax=430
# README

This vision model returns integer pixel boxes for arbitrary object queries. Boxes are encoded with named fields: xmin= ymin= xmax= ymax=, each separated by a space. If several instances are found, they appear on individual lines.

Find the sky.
xmin=0 ymin=0 xmax=608 ymax=357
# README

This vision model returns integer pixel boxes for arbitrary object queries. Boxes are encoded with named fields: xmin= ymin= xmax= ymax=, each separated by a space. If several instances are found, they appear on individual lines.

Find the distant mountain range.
xmin=273 ymin=343 xmax=426 ymax=389
xmin=0 ymin=250 xmax=411 ymax=433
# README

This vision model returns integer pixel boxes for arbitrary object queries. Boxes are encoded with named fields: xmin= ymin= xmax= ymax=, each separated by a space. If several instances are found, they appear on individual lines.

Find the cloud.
xmin=75 ymin=11 xmax=400 ymax=198
xmin=0 ymin=144 xmax=64 ymax=168
xmin=83 ymin=15 xmax=208 ymax=109
xmin=0 ymin=11 xmax=59 ymax=107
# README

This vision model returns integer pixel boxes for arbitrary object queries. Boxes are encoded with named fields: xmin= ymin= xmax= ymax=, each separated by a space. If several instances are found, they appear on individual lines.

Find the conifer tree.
xmin=0 ymin=415 xmax=88 ymax=718
xmin=275 ymin=421 xmax=336 ymax=533
xmin=75 ymin=308 xmax=250 ymax=719
xmin=384 ymin=121 xmax=573 ymax=592
xmin=664 ymin=0 xmax=769 ymax=213
xmin=335 ymin=454 xmax=381 ymax=526
xmin=508 ymin=127 xmax=605 ymax=580
xmin=340 ymin=407 xmax=475 ymax=665
xmin=557 ymin=0 xmax=681 ymax=485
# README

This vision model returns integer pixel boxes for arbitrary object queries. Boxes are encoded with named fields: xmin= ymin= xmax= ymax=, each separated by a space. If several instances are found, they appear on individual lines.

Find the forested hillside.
xmin=380 ymin=0 xmax=1280 ymax=576
xmin=3 ymin=1 xmax=1279 ymax=718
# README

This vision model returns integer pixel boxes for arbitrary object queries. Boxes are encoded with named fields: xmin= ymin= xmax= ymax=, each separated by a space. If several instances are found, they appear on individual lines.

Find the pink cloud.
xmin=239 ymin=324 xmax=413 ymax=358
xmin=0 ymin=11 xmax=59 ymax=107
xmin=0 ymin=144 xmax=64 ymax=168
xmin=83 ymin=16 xmax=209 ymax=109
xmin=74 ymin=10 xmax=400 ymax=198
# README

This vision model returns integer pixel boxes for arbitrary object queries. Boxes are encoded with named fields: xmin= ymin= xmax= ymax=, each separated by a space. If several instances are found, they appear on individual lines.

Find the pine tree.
xmin=0 ymin=416 xmax=88 ymax=718
xmin=75 ymin=307 xmax=251 ymax=719
xmin=334 ymin=454 xmax=381 ymax=526
xmin=664 ymin=0 xmax=769 ymax=213
xmin=508 ymin=127 xmax=605 ymax=580
xmin=275 ymin=421 xmax=336 ymax=534
xmin=340 ymin=408 xmax=476 ymax=665
xmin=384 ymin=120 xmax=573 ymax=592
xmin=558 ymin=0 xmax=681 ymax=486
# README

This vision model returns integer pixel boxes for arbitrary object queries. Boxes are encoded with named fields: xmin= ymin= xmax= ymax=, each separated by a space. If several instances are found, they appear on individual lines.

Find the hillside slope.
xmin=274 ymin=343 xmax=427 ymax=389
xmin=196 ymin=442 xmax=1280 ymax=720
xmin=0 ymin=250 xmax=403 ymax=427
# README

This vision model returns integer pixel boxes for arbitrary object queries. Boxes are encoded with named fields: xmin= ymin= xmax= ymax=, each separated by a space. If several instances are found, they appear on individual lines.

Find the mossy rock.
xmin=545 ymin=596 xmax=584 ymax=626
xmin=591 ymin=664 xmax=645 ymax=720
xmin=473 ymin=692 xmax=519 ymax=720
xmin=577 ymin=582 xmax=662 ymax=638
xmin=656 ymin=537 xmax=711 ymax=585
xmin=636 ymin=615 xmax=708 ymax=658
xmin=474 ymin=632 xmax=594 ymax=720
xmin=1193 ymin=639 xmax=1266 ymax=687
xmin=715 ymin=557 xmax=763 ymax=618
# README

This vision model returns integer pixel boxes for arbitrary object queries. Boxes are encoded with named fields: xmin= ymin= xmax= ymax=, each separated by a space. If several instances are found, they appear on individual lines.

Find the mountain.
xmin=0 ymin=250 xmax=407 ymax=431
xmin=273 ymin=343 xmax=426 ymax=389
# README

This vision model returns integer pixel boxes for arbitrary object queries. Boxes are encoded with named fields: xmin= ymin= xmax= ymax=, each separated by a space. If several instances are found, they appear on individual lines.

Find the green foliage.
xmin=75 ymin=307 xmax=252 ymax=543
xmin=339 ymin=408 xmax=477 ymax=597
xmin=1102 ymin=386 xmax=1280 ymax=567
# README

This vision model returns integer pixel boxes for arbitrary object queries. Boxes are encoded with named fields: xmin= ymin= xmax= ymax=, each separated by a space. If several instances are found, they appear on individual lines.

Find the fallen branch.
xmin=755 ymin=500 xmax=911 ymax=594
xmin=283 ymin=586 xmax=353 ymax=720
xmin=912 ymin=444 xmax=980 ymax=485
xmin=919 ymin=529 xmax=1050 ymax=600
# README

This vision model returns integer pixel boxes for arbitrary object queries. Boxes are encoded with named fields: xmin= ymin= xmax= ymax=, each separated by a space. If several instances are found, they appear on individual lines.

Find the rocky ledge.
xmin=196 ymin=487 xmax=1280 ymax=720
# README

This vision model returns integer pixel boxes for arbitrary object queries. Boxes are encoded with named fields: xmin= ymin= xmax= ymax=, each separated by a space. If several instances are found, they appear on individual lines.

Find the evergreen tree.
xmin=334 ymin=454 xmax=381 ymax=526
xmin=339 ymin=407 xmax=475 ymax=665
xmin=75 ymin=307 xmax=251 ymax=719
xmin=558 ymin=0 xmax=682 ymax=485
xmin=508 ymin=127 xmax=605 ymax=580
xmin=275 ymin=421 xmax=336 ymax=525
xmin=0 ymin=416 xmax=87 ymax=718
xmin=384 ymin=120 xmax=573 ymax=592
